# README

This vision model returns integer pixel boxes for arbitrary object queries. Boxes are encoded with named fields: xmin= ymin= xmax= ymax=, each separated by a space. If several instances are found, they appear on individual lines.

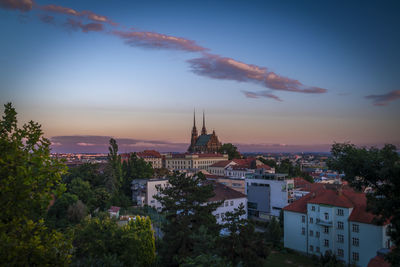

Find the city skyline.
xmin=1 ymin=0 xmax=399 ymax=153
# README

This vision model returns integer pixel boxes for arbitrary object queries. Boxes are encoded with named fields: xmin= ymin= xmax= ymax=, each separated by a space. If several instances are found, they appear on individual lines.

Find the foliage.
xmin=219 ymin=203 xmax=271 ymax=266
xmin=106 ymin=138 xmax=122 ymax=193
xmin=154 ymin=173 xmax=220 ymax=266
xmin=276 ymin=159 xmax=313 ymax=182
xmin=46 ymin=192 xmax=78 ymax=229
xmin=121 ymin=152 xmax=154 ymax=197
xmin=0 ymin=103 xmax=72 ymax=265
xmin=265 ymin=216 xmax=282 ymax=247
xmin=257 ymin=157 xmax=277 ymax=168
xmin=73 ymin=215 xmax=155 ymax=266
xmin=328 ymin=143 xmax=400 ymax=264
xmin=218 ymin=143 xmax=241 ymax=160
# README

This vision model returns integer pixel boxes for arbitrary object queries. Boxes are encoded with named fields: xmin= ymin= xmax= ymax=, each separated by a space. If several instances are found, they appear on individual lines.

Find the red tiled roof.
xmin=209 ymin=160 xmax=234 ymax=168
xmin=256 ymin=164 xmax=272 ymax=170
xmin=207 ymin=181 xmax=246 ymax=202
xmin=284 ymin=186 xmax=387 ymax=225
xmin=294 ymin=177 xmax=311 ymax=188
xmin=108 ymin=206 xmax=120 ymax=212
xmin=137 ymin=150 xmax=162 ymax=158
xmin=367 ymin=255 xmax=390 ymax=267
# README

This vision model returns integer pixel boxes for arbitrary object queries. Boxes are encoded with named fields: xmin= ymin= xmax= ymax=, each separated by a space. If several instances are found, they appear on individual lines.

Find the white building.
xmin=245 ymin=169 xmax=293 ymax=219
xmin=165 ymin=153 xmax=228 ymax=171
xmin=283 ymin=188 xmax=391 ymax=267
xmin=132 ymin=178 xmax=247 ymax=224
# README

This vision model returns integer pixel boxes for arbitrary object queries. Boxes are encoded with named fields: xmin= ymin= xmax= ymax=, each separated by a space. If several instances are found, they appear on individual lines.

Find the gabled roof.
xmin=108 ymin=206 xmax=120 ymax=213
xmin=284 ymin=186 xmax=388 ymax=225
xmin=256 ymin=164 xmax=272 ymax=170
xmin=137 ymin=150 xmax=162 ymax=158
xmin=207 ymin=181 xmax=246 ymax=202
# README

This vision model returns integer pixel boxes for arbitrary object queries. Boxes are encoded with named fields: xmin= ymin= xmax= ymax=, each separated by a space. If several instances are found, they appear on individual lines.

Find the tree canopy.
xmin=218 ymin=143 xmax=241 ymax=160
xmin=328 ymin=143 xmax=400 ymax=264
xmin=0 ymin=103 xmax=72 ymax=265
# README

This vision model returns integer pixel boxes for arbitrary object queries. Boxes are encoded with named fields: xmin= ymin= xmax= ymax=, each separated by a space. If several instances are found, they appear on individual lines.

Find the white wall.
xmin=213 ymin=197 xmax=247 ymax=224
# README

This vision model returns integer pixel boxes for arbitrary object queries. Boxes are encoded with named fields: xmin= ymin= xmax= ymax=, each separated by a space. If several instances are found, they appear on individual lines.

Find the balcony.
xmin=316 ymin=219 xmax=333 ymax=227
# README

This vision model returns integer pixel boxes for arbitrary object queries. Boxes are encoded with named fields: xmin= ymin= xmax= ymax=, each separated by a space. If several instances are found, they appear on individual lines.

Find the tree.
xmin=264 ymin=216 xmax=282 ymax=247
xmin=0 ymin=103 xmax=72 ymax=265
xmin=257 ymin=157 xmax=277 ymax=168
xmin=328 ymin=143 xmax=400 ymax=264
xmin=106 ymin=138 xmax=122 ymax=193
xmin=46 ymin=192 xmax=79 ymax=229
xmin=121 ymin=153 xmax=154 ymax=197
xmin=219 ymin=203 xmax=270 ymax=266
xmin=154 ymin=173 xmax=220 ymax=266
xmin=72 ymin=215 xmax=155 ymax=266
xmin=218 ymin=143 xmax=241 ymax=160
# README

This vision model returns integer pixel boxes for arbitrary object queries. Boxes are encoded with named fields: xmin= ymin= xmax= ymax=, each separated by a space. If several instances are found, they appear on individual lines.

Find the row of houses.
xmin=123 ymin=150 xmax=391 ymax=267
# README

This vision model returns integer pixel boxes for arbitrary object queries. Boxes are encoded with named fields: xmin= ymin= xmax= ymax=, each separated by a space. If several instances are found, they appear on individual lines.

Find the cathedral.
xmin=188 ymin=111 xmax=222 ymax=153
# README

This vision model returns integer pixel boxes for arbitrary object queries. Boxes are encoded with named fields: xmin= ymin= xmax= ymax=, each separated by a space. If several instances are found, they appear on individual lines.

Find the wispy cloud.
xmin=0 ymin=0 xmax=34 ymax=12
xmin=242 ymin=90 xmax=282 ymax=102
xmin=365 ymin=90 xmax=400 ymax=106
xmin=188 ymin=53 xmax=327 ymax=94
xmin=112 ymin=30 xmax=207 ymax=52
xmin=50 ymin=135 xmax=187 ymax=153
xmin=65 ymin=18 xmax=104 ymax=33
xmin=41 ymin=4 xmax=116 ymax=26
xmin=38 ymin=14 xmax=55 ymax=25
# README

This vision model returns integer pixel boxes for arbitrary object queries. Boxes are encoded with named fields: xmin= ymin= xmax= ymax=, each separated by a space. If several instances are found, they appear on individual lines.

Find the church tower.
xmin=189 ymin=110 xmax=198 ymax=152
xmin=201 ymin=111 xmax=207 ymax=135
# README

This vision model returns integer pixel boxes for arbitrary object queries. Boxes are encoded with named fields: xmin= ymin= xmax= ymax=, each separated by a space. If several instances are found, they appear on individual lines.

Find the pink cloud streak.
xmin=65 ymin=18 xmax=104 ymax=33
xmin=188 ymin=53 xmax=327 ymax=94
xmin=242 ymin=90 xmax=283 ymax=102
xmin=0 ymin=0 xmax=34 ymax=12
xmin=112 ymin=30 xmax=207 ymax=52
xmin=365 ymin=90 xmax=400 ymax=106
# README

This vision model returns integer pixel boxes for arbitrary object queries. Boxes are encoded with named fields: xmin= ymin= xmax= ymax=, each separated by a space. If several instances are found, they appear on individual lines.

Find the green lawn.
xmin=265 ymin=250 xmax=315 ymax=267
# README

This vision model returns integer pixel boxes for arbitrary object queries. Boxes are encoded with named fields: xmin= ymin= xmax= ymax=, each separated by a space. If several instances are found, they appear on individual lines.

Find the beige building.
xmin=137 ymin=150 xmax=163 ymax=169
xmin=165 ymin=153 xmax=228 ymax=171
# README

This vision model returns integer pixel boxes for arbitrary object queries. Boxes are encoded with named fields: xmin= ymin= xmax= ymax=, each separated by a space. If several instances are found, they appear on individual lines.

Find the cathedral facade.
xmin=188 ymin=111 xmax=222 ymax=153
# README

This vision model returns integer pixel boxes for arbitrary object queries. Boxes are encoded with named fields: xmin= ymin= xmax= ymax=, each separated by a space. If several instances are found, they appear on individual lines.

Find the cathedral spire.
xmin=193 ymin=109 xmax=196 ymax=127
xmin=201 ymin=110 xmax=207 ymax=135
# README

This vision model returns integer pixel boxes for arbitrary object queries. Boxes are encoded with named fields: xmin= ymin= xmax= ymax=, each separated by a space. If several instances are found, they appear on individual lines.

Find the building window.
xmin=311 ymin=206 xmax=315 ymax=211
xmin=310 ymin=217 xmax=314 ymax=224
xmin=386 ymin=240 xmax=391 ymax=249
xmin=337 ymin=209 xmax=344 ymax=216
xmin=324 ymin=212 xmax=329 ymax=220
xmin=316 ymin=218 xmax=320 ymax=223
xmin=352 ymin=237 xmax=359 ymax=247
xmin=310 ymin=245 xmax=314 ymax=252
xmin=352 ymin=224 xmax=359 ymax=233
xmin=302 ymin=215 xmax=305 ymax=223
xmin=337 ymin=221 xmax=344 ymax=230
xmin=221 ymin=213 xmax=225 ymax=219
xmin=302 ymin=227 xmax=305 ymax=235
xmin=338 ymin=234 xmax=344 ymax=243
xmin=310 ymin=230 xmax=314 ymax=236
xmin=338 ymin=249 xmax=344 ymax=257
xmin=352 ymin=252 xmax=359 ymax=261
xmin=215 ymin=214 xmax=220 ymax=219
xmin=316 ymin=246 xmax=320 ymax=253
xmin=323 ymin=226 xmax=329 ymax=234
xmin=150 ymin=200 xmax=155 ymax=203
xmin=230 ymin=201 xmax=234 ymax=206
xmin=324 ymin=239 xmax=329 ymax=247
xmin=225 ymin=201 xmax=229 ymax=207
xmin=316 ymin=231 xmax=320 ymax=238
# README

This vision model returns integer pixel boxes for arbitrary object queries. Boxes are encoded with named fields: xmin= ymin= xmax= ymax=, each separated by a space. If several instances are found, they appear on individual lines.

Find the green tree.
xmin=106 ymin=138 xmax=122 ymax=193
xmin=257 ymin=157 xmax=277 ymax=168
xmin=219 ymin=203 xmax=270 ymax=266
xmin=46 ymin=192 xmax=78 ymax=229
xmin=154 ymin=173 xmax=220 ymax=266
xmin=0 ymin=103 xmax=72 ymax=265
xmin=218 ymin=143 xmax=241 ymax=160
xmin=121 ymin=153 xmax=154 ymax=197
xmin=68 ymin=178 xmax=95 ymax=209
xmin=265 ymin=216 xmax=282 ymax=247
xmin=72 ymin=215 xmax=155 ymax=266
xmin=328 ymin=143 xmax=400 ymax=264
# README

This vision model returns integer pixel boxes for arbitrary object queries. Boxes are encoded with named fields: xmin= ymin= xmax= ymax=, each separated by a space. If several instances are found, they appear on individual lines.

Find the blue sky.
xmin=1 ymin=0 xmax=399 ymax=152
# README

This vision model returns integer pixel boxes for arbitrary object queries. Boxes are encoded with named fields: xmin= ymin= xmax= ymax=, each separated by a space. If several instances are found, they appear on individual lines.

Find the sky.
xmin=1 ymin=0 xmax=399 ymax=153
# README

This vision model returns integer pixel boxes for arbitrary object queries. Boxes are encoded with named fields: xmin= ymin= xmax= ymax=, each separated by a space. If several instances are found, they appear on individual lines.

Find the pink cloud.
xmin=0 ymin=0 xmax=34 ymax=12
xmin=365 ymin=90 xmax=400 ymax=106
xmin=65 ymin=18 xmax=104 ymax=33
xmin=112 ymin=30 xmax=207 ymax=52
xmin=242 ymin=90 xmax=283 ymax=102
xmin=41 ymin=4 xmax=116 ymax=26
xmin=188 ymin=53 xmax=327 ymax=94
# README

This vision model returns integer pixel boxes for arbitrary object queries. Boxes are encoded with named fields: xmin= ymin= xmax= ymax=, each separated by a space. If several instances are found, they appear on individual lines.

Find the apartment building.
xmin=165 ymin=153 xmax=228 ymax=171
